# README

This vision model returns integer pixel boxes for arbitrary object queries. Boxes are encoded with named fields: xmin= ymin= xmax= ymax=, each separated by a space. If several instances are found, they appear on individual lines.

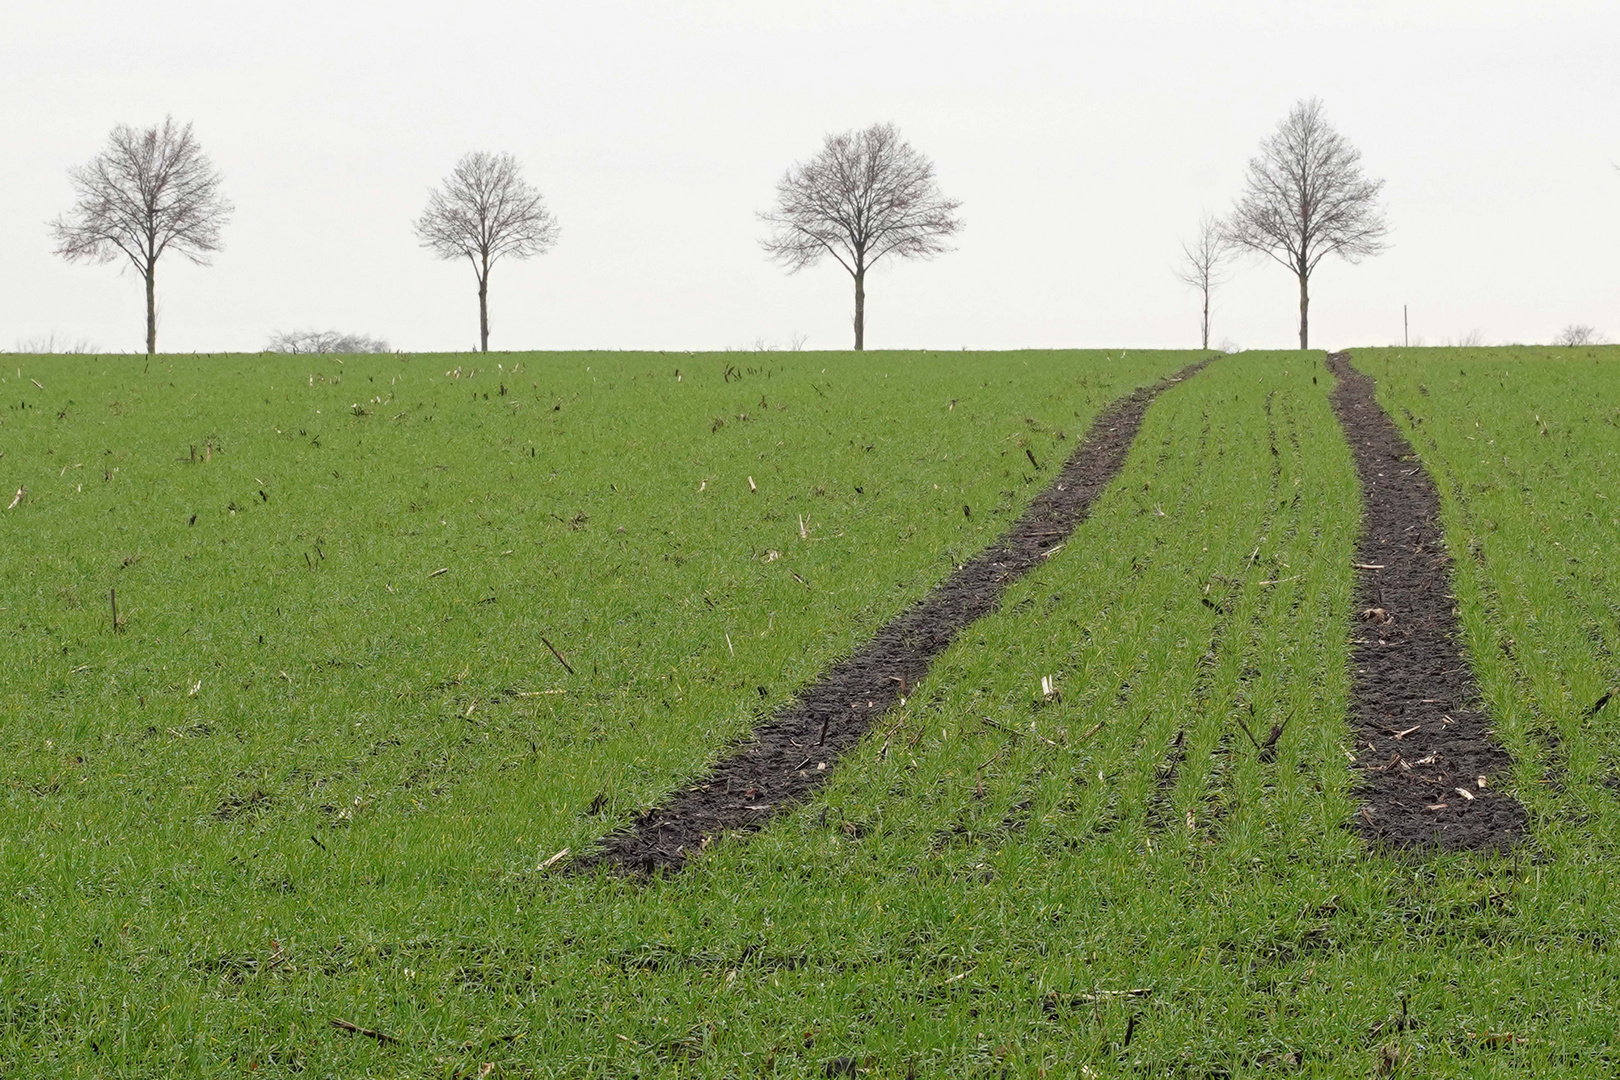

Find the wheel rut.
xmin=1326 ymin=351 xmax=1527 ymax=851
xmin=583 ymin=358 xmax=1213 ymax=874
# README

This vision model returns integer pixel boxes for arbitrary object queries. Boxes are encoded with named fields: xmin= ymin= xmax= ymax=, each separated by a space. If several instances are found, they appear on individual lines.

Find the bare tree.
xmin=1226 ymin=99 xmax=1388 ymax=349
xmin=1553 ymin=323 xmax=1606 ymax=346
xmin=760 ymin=123 xmax=962 ymax=350
xmin=50 ymin=117 xmax=232 ymax=355
xmin=415 ymin=152 xmax=558 ymax=352
xmin=1174 ymin=213 xmax=1235 ymax=350
xmin=266 ymin=329 xmax=391 ymax=354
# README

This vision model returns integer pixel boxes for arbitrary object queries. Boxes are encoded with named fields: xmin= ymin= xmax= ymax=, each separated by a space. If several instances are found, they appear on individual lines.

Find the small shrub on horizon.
xmin=1553 ymin=323 xmax=1606 ymax=347
xmin=7 ymin=331 xmax=99 ymax=354
xmin=265 ymin=328 xmax=391 ymax=354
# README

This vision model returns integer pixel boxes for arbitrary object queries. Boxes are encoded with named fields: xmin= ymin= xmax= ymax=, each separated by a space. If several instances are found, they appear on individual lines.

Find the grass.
xmin=0 ymin=348 xmax=1189 ymax=1075
xmin=4 ymin=346 xmax=1620 ymax=1077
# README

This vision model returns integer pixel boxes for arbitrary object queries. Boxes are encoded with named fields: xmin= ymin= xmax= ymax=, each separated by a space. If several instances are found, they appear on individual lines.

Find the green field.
xmin=3 ymin=347 xmax=1620 ymax=1077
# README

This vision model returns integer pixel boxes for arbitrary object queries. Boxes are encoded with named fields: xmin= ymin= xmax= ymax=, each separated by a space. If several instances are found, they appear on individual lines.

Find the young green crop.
xmin=9 ymin=347 xmax=1618 ymax=1077
xmin=0 ymin=348 xmax=1192 ymax=1075
xmin=525 ymin=351 xmax=1373 ymax=1078
xmin=598 ymin=351 xmax=1619 ymax=1079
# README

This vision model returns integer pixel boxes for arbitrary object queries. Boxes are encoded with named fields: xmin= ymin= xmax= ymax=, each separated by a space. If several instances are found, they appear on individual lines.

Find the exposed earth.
xmin=1328 ymin=351 xmax=1527 ymax=851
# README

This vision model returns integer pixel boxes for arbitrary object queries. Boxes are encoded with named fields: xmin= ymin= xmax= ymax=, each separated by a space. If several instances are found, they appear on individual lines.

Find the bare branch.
xmin=1225 ymin=99 xmax=1389 ymax=349
xmin=759 ymin=123 xmax=962 ymax=349
xmin=415 ymin=152 xmax=560 ymax=352
xmin=50 ymin=117 xmax=232 ymax=354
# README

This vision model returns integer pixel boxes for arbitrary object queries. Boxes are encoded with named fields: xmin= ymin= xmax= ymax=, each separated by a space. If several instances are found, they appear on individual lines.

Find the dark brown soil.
xmin=1326 ymin=352 xmax=1526 ymax=852
xmin=584 ymin=359 xmax=1212 ymax=874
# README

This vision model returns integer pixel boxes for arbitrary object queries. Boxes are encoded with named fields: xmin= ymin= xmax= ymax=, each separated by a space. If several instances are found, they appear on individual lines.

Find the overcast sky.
xmin=2 ymin=0 xmax=1616 ymax=354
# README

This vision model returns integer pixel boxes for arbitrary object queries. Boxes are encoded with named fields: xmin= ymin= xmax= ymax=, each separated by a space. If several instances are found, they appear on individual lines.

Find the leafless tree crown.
xmin=761 ymin=123 xmax=962 ymax=274
xmin=760 ymin=123 xmax=961 ymax=349
xmin=1226 ymin=99 xmax=1388 ymax=348
xmin=50 ymin=117 xmax=232 ymax=353
xmin=1175 ymin=214 xmax=1233 ymax=290
xmin=52 ymin=117 xmax=231 ymax=269
xmin=266 ymin=329 xmax=391 ymax=354
xmin=1174 ymin=213 xmax=1234 ymax=349
xmin=415 ymin=152 xmax=558 ymax=270
xmin=1226 ymin=99 xmax=1388 ymax=272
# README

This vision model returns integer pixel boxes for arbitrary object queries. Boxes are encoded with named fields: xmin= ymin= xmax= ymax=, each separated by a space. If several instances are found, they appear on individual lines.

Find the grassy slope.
xmin=14 ymin=349 xmax=1366 ymax=1077
xmin=0 ymin=348 xmax=1191 ymax=1075
xmin=7 ymin=348 xmax=1614 ymax=1077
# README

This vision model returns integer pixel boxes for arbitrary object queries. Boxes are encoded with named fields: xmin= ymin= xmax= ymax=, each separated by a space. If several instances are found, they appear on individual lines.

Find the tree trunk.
xmin=1201 ymin=282 xmax=1211 ymax=350
xmin=852 ymin=267 xmax=866 ymax=351
xmin=478 ymin=270 xmax=490 ymax=353
xmin=1297 ymin=265 xmax=1310 ymax=350
xmin=145 ymin=260 xmax=157 ymax=355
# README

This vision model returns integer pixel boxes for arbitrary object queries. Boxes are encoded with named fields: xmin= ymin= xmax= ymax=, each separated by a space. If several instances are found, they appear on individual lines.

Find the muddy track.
xmin=583 ymin=358 xmax=1213 ymax=874
xmin=1326 ymin=352 xmax=1526 ymax=851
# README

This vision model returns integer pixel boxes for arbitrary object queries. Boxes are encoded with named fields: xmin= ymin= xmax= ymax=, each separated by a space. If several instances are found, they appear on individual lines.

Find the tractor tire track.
xmin=1326 ymin=352 xmax=1527 ymax=851
xmin=584 ymin=358 xmax=1213 ymax=874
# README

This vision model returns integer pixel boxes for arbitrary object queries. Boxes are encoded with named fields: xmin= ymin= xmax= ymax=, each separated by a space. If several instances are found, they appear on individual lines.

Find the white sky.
xmin=1 ymin=0 xmax=1616 ymax=354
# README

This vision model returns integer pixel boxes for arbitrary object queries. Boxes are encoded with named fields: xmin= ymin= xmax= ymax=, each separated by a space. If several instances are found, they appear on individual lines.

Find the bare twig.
xmin=1259 ymin=714 xmax=1289 ymax=762
xmin=540 ymin=635 xmax=575 ymax=675
xmin=1077 ymin=987 xmax=1153 ymax=1003
xmin=330 ymin=1018 xmax=399 ymax=1045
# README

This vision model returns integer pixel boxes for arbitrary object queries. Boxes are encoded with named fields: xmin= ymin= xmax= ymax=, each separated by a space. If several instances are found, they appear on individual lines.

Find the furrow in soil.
xmin=1325 ymin=351 xmax=1527 ymax=851
xmin=583 ymin=358 xmax=1214 ymax=874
